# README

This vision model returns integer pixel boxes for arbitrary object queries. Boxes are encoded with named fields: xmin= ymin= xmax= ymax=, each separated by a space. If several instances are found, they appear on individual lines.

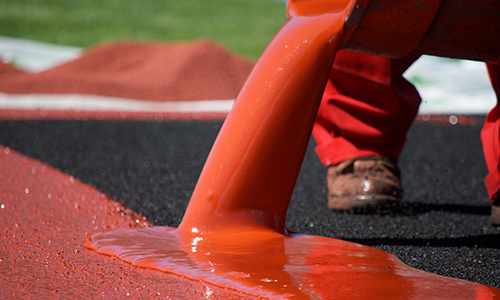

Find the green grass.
xmin=0 ymin=0 xmax=287 ymax=60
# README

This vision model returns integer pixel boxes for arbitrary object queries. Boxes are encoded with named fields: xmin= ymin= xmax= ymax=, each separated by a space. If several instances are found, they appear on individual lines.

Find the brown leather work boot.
xmin=327 ymin=156 xmax=402 ymax=212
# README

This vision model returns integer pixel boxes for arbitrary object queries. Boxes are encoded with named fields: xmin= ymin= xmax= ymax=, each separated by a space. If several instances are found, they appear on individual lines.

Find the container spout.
xmin=343 ymin=0 xmax=500 ymax=64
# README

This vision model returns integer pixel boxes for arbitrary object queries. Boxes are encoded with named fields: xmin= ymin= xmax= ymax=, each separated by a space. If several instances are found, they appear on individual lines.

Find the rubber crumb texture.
xmin=0 ymin=145 xmax=258 ymax=299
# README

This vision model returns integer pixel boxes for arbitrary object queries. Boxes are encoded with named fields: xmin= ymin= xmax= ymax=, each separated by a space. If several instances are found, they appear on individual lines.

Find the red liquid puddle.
xmin=87 ymin=227 xmax=500 ymax=299
xmin=86 ymin=1 xmax=500 ymax=298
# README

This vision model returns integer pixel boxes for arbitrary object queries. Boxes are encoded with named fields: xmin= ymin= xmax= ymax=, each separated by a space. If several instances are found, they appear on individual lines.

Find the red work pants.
xmin=313 ymin=50 xmax=500 ymax=205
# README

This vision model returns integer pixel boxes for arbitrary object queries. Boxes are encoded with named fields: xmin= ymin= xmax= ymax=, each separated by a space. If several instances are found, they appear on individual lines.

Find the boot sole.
xmin=328 ymin=194 xmax=401 ymax=213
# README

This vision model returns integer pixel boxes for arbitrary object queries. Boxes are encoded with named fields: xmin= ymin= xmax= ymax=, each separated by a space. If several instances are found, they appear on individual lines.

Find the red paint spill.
xmin=88 ymin=227 xmax=500 ymax=299
xmin=86 ymin=0 xmax=500 ymax=298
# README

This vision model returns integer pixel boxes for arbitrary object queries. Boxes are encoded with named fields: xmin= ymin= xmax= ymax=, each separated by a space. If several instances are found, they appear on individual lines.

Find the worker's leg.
xmin=313 ymin=50 xmax=421 ymax=211
xmin=481 ymin=63 xmax=500 ymax=225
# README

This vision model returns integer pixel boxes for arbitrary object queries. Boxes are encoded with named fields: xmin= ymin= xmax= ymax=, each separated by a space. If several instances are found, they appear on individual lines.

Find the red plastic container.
xmin=343 ymin=0 xmax=500 ymax=64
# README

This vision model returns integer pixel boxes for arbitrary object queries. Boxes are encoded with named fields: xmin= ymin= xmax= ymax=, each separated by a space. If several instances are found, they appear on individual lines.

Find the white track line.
xmin=0 ymin=93 xmax=235 ymax=113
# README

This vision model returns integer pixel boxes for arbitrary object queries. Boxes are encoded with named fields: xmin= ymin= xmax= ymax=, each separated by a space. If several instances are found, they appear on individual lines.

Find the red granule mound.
xmin=0 ymin=39 xmax=254 ymax=101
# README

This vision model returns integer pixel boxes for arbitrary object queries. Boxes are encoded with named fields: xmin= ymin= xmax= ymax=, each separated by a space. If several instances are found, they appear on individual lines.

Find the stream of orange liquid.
xmin=86 ymin=1 xmax=500 ymax=298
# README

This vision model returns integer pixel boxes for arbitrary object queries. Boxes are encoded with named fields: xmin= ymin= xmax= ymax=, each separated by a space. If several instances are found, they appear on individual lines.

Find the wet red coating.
xmin=0 ymin=39 xmax=253 ymax=102
xmin=88 ymin=227 xmax=500 ymax=299
xmin=0 ymin=145 xmax=260 ymax=299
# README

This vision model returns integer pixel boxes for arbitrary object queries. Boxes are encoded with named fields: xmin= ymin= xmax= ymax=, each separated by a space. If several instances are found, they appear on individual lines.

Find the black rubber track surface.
xmin=1 ymin=116 xmax=499 ymax=288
